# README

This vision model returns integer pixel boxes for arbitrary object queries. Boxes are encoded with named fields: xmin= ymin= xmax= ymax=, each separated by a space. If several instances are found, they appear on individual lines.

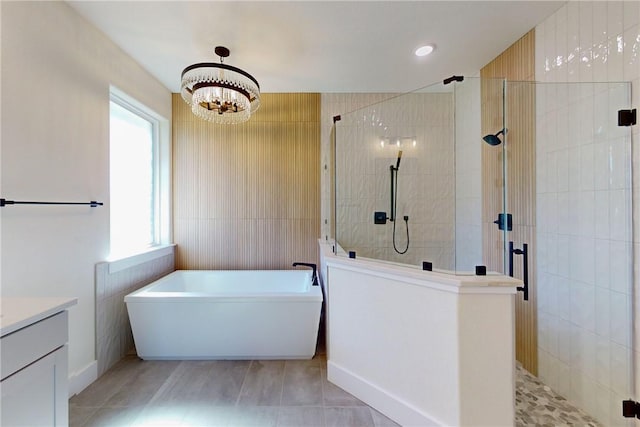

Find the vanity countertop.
xmin=0 ymin=297 xmax=77 ymax=337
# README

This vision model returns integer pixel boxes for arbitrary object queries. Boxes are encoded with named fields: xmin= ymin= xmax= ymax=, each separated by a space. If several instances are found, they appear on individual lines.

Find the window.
xmin=109 ymin=90 xmax=169 ymax=258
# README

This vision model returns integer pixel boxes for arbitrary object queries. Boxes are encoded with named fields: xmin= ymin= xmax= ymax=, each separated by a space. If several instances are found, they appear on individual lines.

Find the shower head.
xmin=482 ymin=128 xmax=507 ymax=146
xmin=396 ymin=150 xmax=403 ymax=170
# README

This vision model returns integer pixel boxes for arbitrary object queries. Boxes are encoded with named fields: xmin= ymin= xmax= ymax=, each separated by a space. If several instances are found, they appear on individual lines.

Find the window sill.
xmin=107 ymin=244 xmax=175 ymax=274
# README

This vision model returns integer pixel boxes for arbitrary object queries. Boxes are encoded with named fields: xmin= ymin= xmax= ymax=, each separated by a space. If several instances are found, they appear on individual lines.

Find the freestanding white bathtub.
xmin=124 ymin=270 xmax=323 ymax=360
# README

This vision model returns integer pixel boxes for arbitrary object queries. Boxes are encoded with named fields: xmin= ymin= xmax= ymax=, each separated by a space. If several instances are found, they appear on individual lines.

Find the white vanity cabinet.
xmin=0 ymin=298 xmax=77 ymax=426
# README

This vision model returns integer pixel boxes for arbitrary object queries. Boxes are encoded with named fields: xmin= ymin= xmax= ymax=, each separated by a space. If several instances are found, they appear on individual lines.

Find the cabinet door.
xmin=1 ymin=346 xmax=68 ymax=426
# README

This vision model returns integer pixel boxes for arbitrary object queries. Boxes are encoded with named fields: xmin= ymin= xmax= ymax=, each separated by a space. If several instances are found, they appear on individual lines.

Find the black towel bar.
xmin=0 ymin=198 xmax=103 ymax=207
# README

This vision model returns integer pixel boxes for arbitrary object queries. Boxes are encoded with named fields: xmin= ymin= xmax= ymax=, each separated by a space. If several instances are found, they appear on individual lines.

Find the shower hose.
xmin=392 ymin=176 xmax=409 ymax=255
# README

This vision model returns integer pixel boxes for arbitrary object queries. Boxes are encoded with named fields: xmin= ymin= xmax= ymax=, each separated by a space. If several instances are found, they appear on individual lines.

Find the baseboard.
xmin=327 ymin=360 xmax=442 ymax=427
xmin=68 ymin=360 xmax=98 ymax=397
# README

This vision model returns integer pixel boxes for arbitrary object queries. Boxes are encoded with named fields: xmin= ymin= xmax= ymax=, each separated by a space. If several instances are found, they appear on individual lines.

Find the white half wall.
xmin=0 ymin=1 xmax=171 ymax=379
xmin=320 ymin=242 xmax=517 ymax=426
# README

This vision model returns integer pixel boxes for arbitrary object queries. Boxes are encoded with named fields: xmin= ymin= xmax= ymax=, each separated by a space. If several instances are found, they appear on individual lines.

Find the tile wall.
xmin=535 ymin=2 xmax=640 ymax=425
xmin=172 ymin=93 xmax=320 ymax=271
xmin=95 ymin=246 xmax=175 ymax=376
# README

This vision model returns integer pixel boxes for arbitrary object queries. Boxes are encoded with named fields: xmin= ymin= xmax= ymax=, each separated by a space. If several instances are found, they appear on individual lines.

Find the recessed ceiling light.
xmin=415 ymin=44 xmax=435 ymax=57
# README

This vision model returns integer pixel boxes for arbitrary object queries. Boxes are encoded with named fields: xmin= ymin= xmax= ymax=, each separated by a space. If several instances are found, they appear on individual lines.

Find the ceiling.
xmin=67 ymin=1 xmax=565 ymax=94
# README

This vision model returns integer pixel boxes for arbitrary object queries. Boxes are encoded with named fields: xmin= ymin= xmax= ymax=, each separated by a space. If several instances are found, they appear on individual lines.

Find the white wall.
xmin=0 ymin=1 xmax=171 ymax=388
xmin=535 ymin=2 xmax=640 ymax=425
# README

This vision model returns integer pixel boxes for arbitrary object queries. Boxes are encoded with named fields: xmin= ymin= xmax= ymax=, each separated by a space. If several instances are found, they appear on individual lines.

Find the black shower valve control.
xmin=374 ymin=211 xmax=388 ymax=224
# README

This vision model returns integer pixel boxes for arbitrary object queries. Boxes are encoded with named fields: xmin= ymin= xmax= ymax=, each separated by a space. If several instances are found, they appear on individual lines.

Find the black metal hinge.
xmin=623 ymin=399 xmax=640 ymax=418
xmin=493 ymin=213 xmax=512 ymax=231
xmin=618 ymin=109 xmax=637 ymax=126
xmin=443 ymin=75 xmax=464 ymax=85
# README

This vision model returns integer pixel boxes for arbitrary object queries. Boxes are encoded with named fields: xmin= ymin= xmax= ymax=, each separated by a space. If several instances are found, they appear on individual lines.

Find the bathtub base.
xmin=127 ymin=300 xmax=322 ymax=360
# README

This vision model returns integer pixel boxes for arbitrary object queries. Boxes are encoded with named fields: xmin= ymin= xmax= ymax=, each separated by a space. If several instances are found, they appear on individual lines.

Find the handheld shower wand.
xmin=390 ymin=150 xmax=403 ymax=221
xmin=390 ymin=150 xmax=409 ymax=254
xmin=374 ymin=150 xmax=410 ymax=254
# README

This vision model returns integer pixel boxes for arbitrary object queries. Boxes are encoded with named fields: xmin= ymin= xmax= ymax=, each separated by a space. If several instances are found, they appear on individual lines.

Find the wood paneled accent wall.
xmin=172 ymin=93 xmax=320 ymax=270
xmin=481 ymin=29 xmax=538 ymax=375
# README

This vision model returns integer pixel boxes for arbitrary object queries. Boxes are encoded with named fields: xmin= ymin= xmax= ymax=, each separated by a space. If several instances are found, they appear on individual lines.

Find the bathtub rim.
xmin=124 ymin=269 xmax=323 ymax=303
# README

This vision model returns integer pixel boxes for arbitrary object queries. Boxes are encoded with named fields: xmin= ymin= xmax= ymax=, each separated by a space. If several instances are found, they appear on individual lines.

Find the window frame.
xmin=108 ymin=87 xmax=171 ymax=259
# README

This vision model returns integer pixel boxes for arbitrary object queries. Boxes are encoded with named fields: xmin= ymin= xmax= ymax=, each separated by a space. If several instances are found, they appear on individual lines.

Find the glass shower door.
xmin=480 ymin=78 xmax=509 ymax=276
xmin=519 ymin=80 xmax=634 ymax=426
xmin=496 ymin=80 xmax=537 ymax=376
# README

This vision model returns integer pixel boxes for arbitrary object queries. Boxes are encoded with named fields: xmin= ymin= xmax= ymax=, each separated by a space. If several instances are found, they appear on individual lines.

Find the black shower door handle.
xmin=509 ymin=241 xmax=529 ymax=301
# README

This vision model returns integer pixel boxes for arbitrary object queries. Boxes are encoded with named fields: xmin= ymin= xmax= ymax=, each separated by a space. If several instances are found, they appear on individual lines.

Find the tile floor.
xmin=70 ymin=350 xmax=601 ymax=426
xmin=70 ymin=351 xmax=397 ymax=427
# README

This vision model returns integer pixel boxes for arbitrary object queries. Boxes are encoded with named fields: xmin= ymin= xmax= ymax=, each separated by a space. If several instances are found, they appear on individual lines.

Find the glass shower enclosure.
xmin=332 ymin=77 xmax=634 ymax=426
xmin=333 ymin=77 xmax=502 ymax=273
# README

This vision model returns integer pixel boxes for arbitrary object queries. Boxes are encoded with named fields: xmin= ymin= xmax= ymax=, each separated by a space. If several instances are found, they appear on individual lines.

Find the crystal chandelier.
xmin=180 ymin=46 xmax=260 ymax=124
